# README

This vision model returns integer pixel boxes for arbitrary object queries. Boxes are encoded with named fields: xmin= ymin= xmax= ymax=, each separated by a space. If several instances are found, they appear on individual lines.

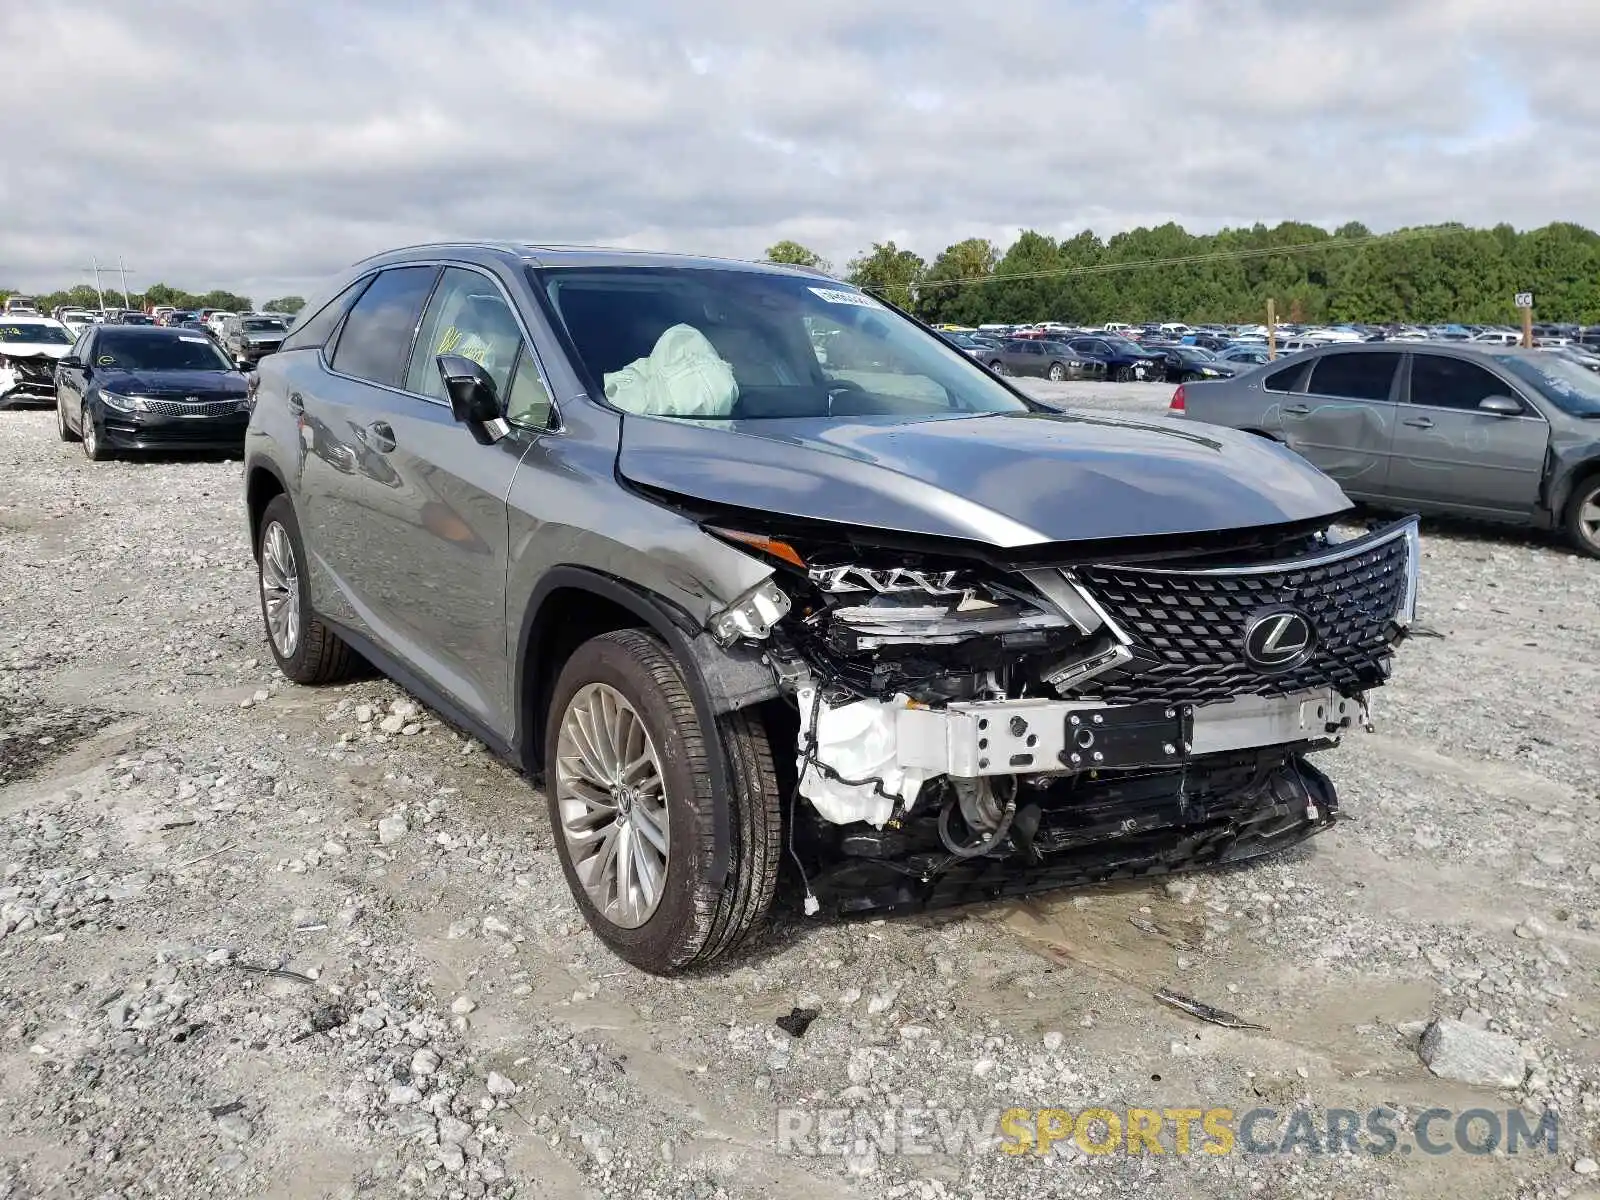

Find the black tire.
xmin=256 ymin=494 xmax=359 ymax=684
xmin=1114 ymin=365 xmax=1133 ymax=383
xmin=81 ymin=406 xmax=111 ymax=460
xmin=57 ymin=394 xmax=79 ymax=442
xmin=544 ymin=629 xmax=781 ymax=974
xmin=987 ymin=360 xmax=1006 ymax=375
xmin=1563 ymin=474 xmax=1600 ymax=559
xmin=1047 ymin=362 xmax=1067 ymax=382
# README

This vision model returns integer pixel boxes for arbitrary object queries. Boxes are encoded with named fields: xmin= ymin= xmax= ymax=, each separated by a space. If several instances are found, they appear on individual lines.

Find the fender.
xmin=243 ymin=454 xmax=289 ymax=555
xmin=1546 ymin=445 xmax=1600 ymax=527
xmin=516 ymin=565 xmax=765 ymax=888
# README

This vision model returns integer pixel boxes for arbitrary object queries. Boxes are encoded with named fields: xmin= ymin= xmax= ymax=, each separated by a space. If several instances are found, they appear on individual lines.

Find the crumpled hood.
xmin=0 ymin=343 xmax=70 ymax=360
xmin=97 ymin=367 xmax=246 ymax=396
xmin=618 ymin=410 xmax=1353 ymax=547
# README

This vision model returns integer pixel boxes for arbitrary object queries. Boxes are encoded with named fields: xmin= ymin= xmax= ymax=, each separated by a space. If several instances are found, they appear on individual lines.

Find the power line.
xmin=914 ymin=225 xmax=1476 ymax=292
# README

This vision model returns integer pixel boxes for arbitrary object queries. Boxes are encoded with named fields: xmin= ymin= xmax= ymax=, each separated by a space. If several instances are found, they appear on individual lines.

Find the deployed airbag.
xmin=604 ymin=324 xmax=739 ymax=417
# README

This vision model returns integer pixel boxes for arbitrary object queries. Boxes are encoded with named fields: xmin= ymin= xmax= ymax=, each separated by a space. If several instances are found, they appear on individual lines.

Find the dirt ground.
xmin=0 ymin=384 xmax=1597 ymax=1200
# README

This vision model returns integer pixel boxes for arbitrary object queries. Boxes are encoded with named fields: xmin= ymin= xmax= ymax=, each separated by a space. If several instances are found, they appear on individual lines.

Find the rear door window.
xmin=1408 ymin=354 xmax=1520 ymax=412
xmin=329 ymin=267 xmax=438 ymax=387
xmin=1307 ymin=352 xmax=1400 ymax=401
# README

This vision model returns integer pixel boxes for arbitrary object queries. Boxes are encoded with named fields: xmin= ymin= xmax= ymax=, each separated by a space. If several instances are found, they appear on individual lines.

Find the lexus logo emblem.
xmin=1242 ymin=608 xmax=1316 ymax=672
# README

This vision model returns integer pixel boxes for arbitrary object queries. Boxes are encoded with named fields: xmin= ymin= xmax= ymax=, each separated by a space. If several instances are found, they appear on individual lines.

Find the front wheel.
xmin=81 ymin=407 xmax=110 ymax=460
xmin=57 ymin=394 xmax=79 ymax=442
xmin=988 ymin=360 xmax=1006 ymax=375
xmin=1565 ymin=475 xmax=1600 ymax=558
xmin=545 ymin=629 xmax=781 ymax=974
xmin=1114 ymin=365 xmax=1133 ymax=383
xmin=1047 ymin=362 xmax=1067 ymax=382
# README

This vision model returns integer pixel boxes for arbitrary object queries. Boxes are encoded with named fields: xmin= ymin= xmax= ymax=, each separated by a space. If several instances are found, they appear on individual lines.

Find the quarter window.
xmin=1307 ymin=352 xmax=1400 ymax=401
xmin=1409 ymin=355 xmax=1519 ymax=412
xmin=404 ymin=268 xmax=524 ymax=401
xmin=1263 ymin=361 xmax=1311 ymax=393
xmin=505 ymin=346 xmax=554 ymax=428
xmin=329 ymin=267 xmax=438 ymax=387
xmin=280 ymin=276 xmax=373 ymax=353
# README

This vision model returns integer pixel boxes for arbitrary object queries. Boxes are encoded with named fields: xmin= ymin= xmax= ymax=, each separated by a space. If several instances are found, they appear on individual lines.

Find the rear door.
xmin=1386 ymin=351 xmax=1548 ymax=517
xmin=301 ymin=265 xmax=439 ymax=634
xmin=1016 ymin=340 xmax=1048 ymax=377
xmin=1278 ymin=350 xmax=1401 ymax=497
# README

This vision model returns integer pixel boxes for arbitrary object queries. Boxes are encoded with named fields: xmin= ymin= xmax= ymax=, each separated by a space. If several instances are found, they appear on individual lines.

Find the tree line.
xmin=0 ymin=282 xmax=305 ymax=316
xmin=766 ymin=221 xmax=1600 ymax=326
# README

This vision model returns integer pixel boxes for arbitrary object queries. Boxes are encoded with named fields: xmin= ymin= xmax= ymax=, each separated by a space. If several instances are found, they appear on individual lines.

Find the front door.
xmin=338 ymin=265 xmax=542 ymax=739
xmin=1279 ymin=350 xmax=1402 ymax=497
xmin=1386 ymin=352 xmax=1548 ymax=517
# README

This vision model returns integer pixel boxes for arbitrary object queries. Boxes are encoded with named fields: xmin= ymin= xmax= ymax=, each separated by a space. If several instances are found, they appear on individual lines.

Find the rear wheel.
xmin=1564 ymin=474 xmax=1600 ymax=558
xmin=256 ymin=494 xmax=359 ymax=683
xmin=545 ymin=629 xmax=781 ymax=973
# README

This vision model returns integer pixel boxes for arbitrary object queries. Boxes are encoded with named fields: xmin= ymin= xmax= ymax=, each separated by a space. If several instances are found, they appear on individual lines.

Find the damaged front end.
xmin=0 ymin=354 xmax=61 ymax=405
xmin=704 ymin=516 xmax=1420 ymax=915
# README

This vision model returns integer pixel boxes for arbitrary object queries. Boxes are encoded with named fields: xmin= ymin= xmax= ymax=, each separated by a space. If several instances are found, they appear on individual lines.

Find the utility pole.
xmin=117 ymin=256 xmax=133 ymax=310
xmin=86 ymin=257 xmax=106 ymax=312
xmin=1515 ymin=290 xmax=1535 ymax=348
xmin=1266 ymin=298 xmax=1278 ymax=360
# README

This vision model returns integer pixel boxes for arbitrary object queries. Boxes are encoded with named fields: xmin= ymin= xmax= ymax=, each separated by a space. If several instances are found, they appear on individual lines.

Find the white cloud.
xmin=2 ymin=0 xmax=1591 ymax=298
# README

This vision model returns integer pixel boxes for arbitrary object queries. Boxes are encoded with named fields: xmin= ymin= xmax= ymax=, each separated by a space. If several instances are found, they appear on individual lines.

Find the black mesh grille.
xmin=140 ymin=398 xmax=240 ymax=416
xmin=1070 ymin=529 xmax=1411 ymax=704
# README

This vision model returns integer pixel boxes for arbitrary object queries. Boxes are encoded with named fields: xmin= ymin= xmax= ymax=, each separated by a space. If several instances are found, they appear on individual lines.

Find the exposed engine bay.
xmin=705 ymin=514 xmax=1421 ymax=914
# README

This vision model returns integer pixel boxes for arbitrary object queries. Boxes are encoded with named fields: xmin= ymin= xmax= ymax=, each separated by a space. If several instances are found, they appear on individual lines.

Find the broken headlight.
xmin=813 ymin=567 xmax=1075 ymax=653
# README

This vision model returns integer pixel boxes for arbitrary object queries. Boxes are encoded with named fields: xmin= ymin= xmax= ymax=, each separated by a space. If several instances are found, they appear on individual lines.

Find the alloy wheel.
xmin=81 ymin=414 xmax=99 ymax=459
xmin=259 ymin=521 xmax=302 ymax=658
xmin=554 ymin=682 xmax=670 ymax=929
xmin=1579 ymin=484 xmax=1600 ymax=549
xmin=1048 ymin=363 xmax=1066 ymax=381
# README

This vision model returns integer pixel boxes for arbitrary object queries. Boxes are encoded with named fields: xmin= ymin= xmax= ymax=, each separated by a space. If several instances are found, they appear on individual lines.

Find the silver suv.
xmin=244 ymin=244 xmax=1419 ymax=973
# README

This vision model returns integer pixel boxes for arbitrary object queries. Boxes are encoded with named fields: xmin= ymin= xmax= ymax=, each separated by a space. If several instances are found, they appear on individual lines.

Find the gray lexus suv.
xmin=244 ymin=244 xmax=1419 ymax=973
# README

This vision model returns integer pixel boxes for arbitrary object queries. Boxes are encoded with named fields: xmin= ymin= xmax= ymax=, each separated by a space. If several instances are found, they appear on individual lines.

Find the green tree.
xmin=263 ymin=296 xmax=306 ymax=314
xmin=763 ymin=240 xmax=831 ymax=271
xmin=918 ymin=238 xmax=999 ymax=325
xmin=845 ymin=242 xmax=925 ymax=311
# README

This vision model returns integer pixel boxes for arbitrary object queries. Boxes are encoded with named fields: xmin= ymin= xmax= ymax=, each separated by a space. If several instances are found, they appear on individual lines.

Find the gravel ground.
xmin=1 ymin=385 xmax=1597 ymax=1200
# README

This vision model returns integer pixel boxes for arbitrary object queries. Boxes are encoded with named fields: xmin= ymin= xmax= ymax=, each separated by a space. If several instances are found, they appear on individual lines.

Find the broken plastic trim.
xmin=707 ymin=578 xmax=792 ymax=645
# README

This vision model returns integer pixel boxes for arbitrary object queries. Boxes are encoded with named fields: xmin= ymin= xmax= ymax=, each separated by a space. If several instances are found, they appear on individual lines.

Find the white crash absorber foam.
xmin=795 ymin=687 xmax=929 ymax=829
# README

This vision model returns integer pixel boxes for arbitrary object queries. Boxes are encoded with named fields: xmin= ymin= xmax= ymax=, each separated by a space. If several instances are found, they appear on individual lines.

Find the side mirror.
xmin=436 ymin=354 xmax=509 ymax=444
xmin=1478 ymin=395 xmax=1522 ymax=417
xmin=58 ymin=356 xmax=82 ymax=369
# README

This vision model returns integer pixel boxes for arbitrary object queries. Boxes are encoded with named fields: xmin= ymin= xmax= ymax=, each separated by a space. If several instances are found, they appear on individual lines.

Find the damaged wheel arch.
xmin=515 ymin=565 xmax=786 ymax=889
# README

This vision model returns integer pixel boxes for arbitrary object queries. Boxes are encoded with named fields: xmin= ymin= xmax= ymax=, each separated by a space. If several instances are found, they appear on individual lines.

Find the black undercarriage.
xmin=794 ymin=750 xmax=1338 ymax=916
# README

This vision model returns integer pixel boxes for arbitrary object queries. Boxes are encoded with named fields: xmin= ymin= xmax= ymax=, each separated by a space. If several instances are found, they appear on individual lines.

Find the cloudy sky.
xmin=3 ymin=0 xmax=1592 ymax=301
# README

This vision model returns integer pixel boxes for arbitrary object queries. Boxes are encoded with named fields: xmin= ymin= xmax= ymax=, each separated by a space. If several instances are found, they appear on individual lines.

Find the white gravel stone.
xmin=485 ymin=1072 xmax=517 ymax=1097
xmin=1419 ymin=1019 xmax=1528 ymax=1087
xmin=376 ymin=814 xmax=408 ymax=845
xmin=451 ymin=995 xmax=477 ymax=1015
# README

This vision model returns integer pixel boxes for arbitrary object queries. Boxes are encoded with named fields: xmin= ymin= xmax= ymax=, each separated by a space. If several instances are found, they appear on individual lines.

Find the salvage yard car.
xmin=981 ymin=337 xmax=1102 ymax=381
xmin=0 ymin=316 xmax=75 ymax=407
xmin=243 ymin=243 xmax=1419 ymax=973
xmin=220 ymin=313 xmax=289 ymax=369
xmin=1173 ymin=342 xmax=1600 ymax=557
xmin=55 ymin=325 xmax=251 ymax=460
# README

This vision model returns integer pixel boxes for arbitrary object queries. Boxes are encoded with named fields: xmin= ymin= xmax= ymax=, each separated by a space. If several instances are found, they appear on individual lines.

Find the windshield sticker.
xmin=97 ymin=355 xmax=116 ymax=366
xmin=809 ymin=287 xmax=883 ymax=309
xmin=179 ymin=335 xmax=210 ymax=344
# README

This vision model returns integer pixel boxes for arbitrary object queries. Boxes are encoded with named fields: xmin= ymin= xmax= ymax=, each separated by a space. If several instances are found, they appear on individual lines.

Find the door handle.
xmin=286 ymin=391 xmax=305 ymax=415
xmin=1282 ymin=404 xmax=1310 ymax=415
xmin=1402 ymin=417 xmax=1434 ymax=429
xmin=365 ymin=421 xmax=396 ymax=452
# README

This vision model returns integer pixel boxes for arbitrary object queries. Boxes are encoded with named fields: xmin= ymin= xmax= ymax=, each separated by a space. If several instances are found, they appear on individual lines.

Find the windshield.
xmin=530 ymin=266 xmax=1031 ymax=420
xmin=242 ymin=318 xmax=286 ymax=333
xmin=1493 ymin=354 xmax=1600 ymax=417
xmin=1176 ymin=347 xmax=1215 ymax=361
xmin=92 ymin=333 xmax=232 ymax=371
xmin=0 ymin=322 xmax=71 ymax=345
